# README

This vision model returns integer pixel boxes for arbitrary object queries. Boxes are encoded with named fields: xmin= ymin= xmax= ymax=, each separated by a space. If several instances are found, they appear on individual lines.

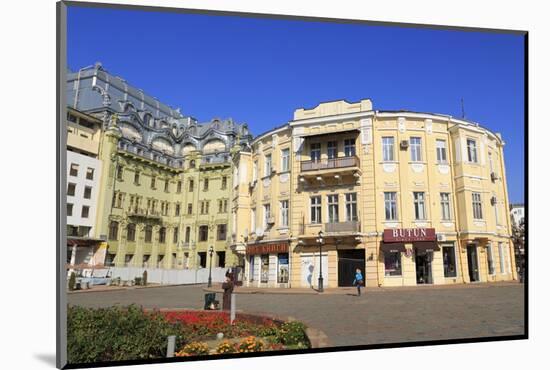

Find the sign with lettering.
xmin=383 ymin=228 xmax=436 ymax=243
xmin=246 ymin=242 xmax=289 ymax=255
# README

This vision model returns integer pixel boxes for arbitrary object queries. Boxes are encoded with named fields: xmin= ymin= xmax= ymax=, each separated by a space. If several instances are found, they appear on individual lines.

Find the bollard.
xmin=166 ymin=335 xmax=176 ymax=358
xmin=230 ymin=293 xmax=236 ymax=324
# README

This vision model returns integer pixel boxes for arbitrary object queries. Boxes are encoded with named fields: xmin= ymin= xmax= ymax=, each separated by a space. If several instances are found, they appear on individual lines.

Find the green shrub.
xmin=68 ymin=272 xmax=76 ymax=291
xmin=277 ymin=321 xmax=309 ymax=346
xmin=142 ymin=270 xmax=148 ymax=286
xmin=67 ymin=305 xmax=185 ymax=364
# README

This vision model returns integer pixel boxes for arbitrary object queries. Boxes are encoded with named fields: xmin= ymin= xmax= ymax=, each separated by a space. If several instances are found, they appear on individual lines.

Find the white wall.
xmin=104 ymin=266 xmax=228 ymax=285
xmin=66 ymin=150 xmax=102 ymax=236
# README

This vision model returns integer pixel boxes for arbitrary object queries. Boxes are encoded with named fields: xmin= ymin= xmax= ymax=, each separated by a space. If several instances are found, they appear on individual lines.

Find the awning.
xmin=67 ymin=237 xmax=104 ymax=247
xmin=414 ymin=242 xmax=440 ymax=253
xmin=380 ymin=243 xmax=406 ymax=253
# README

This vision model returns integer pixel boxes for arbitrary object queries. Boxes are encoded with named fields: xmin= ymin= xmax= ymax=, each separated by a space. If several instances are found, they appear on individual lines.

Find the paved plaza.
xmin=67 ymin=283 xmax=525 ymax=347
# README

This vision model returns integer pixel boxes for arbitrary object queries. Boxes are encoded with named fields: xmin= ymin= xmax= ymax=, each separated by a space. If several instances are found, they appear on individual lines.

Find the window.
xmin=310 ymin=143 xmax=321 ymax=162
xmin=493 ymin=194 xmax=500 ymax=225
xmin=249 ymin=255 xmax=255 ymax=282
xmin=70 ymin=163 xmax=79 ymax=177
xmin=223 ymin=200 xmax=228 ymax=213
xmin=345 ymin=193 xmax=358 ymax=222
xmin=344 ymin=139 xmax=356 ymax=157
xmin=278 ymin=253 xmax=289 ymax=283
xmin=134 ymin=171 xmax=140 ymax=185
xmin=218 ymin=200 xmax=223 ymax=213
xmin=498 ymin=242 xmax=509 ymax=274
xmin=187 ymin=203 xmax=193 ymax=215
xmin=264 ymin=154 xmax=272 ymax=176
xmin=436 ymin=140 xmax=447 ymax=163
xmin=410 ymin=137 xmax=422 ymax=162
xmin=86 ymin=167 xmax=94 ymax=180
xmin=467 ymin=138 xmax=478 ymax=163
xmin=442 ymin=245 xmax=457 ymax=277
xmin=440 ymin=193 xmax=452 ymax=221
xmin=251 ymin=208 xmax=256 ymax=231
xmin=280 ymin=200 xmax=289 ymax=227
xmin=81 ymin=206 xmax=89 ymax=218
xmin=311 ymin=196 xmax=322 ymax=224
xmin=145 ymin=225 xmax=152 ymax=243
xmin=108 ymin=221 xmax=119 ymax=240
xmin=261 ymin=254 xmax=269 ymax=283
xmin=150 ymin=176 xmax=156 ymax=189
xmin=328 ymin=194 xmax=339 ymax=223
xmin=185 ymin=227 xmax=191 ymax=243
xmin=382 ymin=137 xmax=394 ymax=161
xmin=472 ymin=192 xmax=483 ymax=219
xmin=198 ymin=252 xmax=206 ymax=268
xmin=200 ymin=201 xmax=210 ymax=214
xmin=221 ymin=176 xmax=227 ymax=190
xmin=189 ymin=179 xmax=194 ymax=192
xmin=203 ymin=178 xmax=209 ymax=191
xmin=177 ymin=181 xmax=182 ymax=193
xmin=264 ymin=204 xmax=271 ymax=228
xmin=253 ymin=161 xmax=258 ymax=181
xmin=189 ymin=160 xmax=195 ymax=169
xmin=127 ymin=223 xmax=136 ymax=242
xmin=67 ymin=203 xmax=73 ymax=216
xmin=175 ymin=203 xmax=180 ymax=216
xmin=327 ymin=141 xmax=337 ymax=159
xmin=487 ymin=244 xmax=495 ymax=275
xmin=281 ymin=149 xmax=290 ymax=172
xmin=217 ymin=224 xmax=227 ymax=241
xmin=173 ymin=227 xmax=179 ymax=243
xmin=83 ymin=186 xmax=92 ymax=199
xmin=116 ymin=166 xmax=123 ymax=181
xmin=384 ymin=251 xmax=402 ymax=276
xmin=164 ymin=180 xmax=169 ymax=192
xmin=159 ymin=227 xmax=166 ymax=244
xmin=413 ymin=192 xmax=426 ymax=220
xmin=199 ymin=225 xmax=208 ymax=242
xmin=216 ymin=251 xmax=226 ymax=268
xmin=67 ymin=183 xmax=76 ymax=196
xmin=384 ymin=192 xmax=398 ymax=221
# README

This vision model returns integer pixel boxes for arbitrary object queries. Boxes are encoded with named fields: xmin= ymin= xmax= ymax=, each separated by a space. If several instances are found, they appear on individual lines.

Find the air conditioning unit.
xmin=491 ymin=196 xmax=497 ymax=206
xmin=491 ymin=172 xmax=498 ymax=182
xmin=267 ymin=217 xmax=275 ymax=225
xmin=400 ymin=140 xmax=409 ymax=149
xmin=437 ymin=234 xmax=446 ymax=242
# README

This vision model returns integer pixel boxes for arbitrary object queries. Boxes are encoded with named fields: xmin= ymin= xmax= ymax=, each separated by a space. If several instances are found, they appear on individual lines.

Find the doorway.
xmin=415 ymin=249 xmax=433 ymax=284
xmin=338 ymin=249 xmax=365 ymax=287
xmin=467 ymin=244 xmax=479 ymax=282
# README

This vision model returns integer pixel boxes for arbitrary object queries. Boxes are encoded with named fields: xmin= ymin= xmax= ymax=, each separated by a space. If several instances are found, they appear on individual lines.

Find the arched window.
xmin=144 ymin=225 xmax=153 ymax=243
xmin=108 ymin=221 xmax=119 ymax=241
xmin=127 ymin=223 xmax=136 ymax=242
xmin=173 ymin=227 xmax=179 ymax=243
xmin=189 ymin=160 xmax=195 ymax=169
xmin=159 ymin=227 xmax=166 ymax=244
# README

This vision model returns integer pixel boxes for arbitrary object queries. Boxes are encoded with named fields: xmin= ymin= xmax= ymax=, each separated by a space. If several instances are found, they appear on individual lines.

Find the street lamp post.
xmin=317 ymin=230 xmax=324 ymax=292
xmin=207 ymin=245 xmax=214 ymax=287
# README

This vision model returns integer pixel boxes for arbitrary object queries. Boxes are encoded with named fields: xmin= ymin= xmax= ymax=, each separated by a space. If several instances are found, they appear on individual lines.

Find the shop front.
xmin=245 ymin=241 xmax=290 ymax=288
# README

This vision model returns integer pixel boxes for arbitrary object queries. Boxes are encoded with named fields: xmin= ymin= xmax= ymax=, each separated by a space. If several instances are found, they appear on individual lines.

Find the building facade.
xmin=67 ymin=63 xmax=252 ymax=271
xmin=231 ymin=99 xmax=517 ymax=288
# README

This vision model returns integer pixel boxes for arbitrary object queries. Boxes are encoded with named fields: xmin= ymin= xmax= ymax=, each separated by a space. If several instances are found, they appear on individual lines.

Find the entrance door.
xmin=338 ymin=249 xmax=365 ymax=286
xmin=415 ymin=250 xmax=433 ymax=284
xmin=467 ymin=244 xmax=479 ymax=282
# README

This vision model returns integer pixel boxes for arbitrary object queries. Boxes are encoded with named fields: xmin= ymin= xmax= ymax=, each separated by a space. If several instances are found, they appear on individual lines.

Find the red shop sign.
xmin=383 ymin=228 xmax=436 ymax=243
xmin=246 ymin=242 xmax=289 ymax=255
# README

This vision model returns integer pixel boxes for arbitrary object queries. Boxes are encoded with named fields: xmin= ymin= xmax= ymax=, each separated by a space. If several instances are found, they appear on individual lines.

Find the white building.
xmin=510 ymin=203 xmax=525 ymax=226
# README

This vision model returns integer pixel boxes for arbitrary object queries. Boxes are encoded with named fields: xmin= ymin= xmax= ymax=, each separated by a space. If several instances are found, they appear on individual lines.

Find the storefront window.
xmin=384 ymin=251 xmax=402 ymax=276
xmin=487 ymin=244 xmax=495 ymax=275
xmin=443 ymin=245 xmax=457 ymax=277
xmin=249 ymin=255 xmax=255 ymax=282
xmin=260 ymin=254 xmax=269 ymax=283
xmin=277 ymin=253 xmax=289 ymax=283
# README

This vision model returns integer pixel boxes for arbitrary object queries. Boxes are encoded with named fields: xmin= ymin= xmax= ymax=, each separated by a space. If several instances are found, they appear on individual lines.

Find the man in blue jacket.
xmin=352 ymin=268 xmax=364 ymax=296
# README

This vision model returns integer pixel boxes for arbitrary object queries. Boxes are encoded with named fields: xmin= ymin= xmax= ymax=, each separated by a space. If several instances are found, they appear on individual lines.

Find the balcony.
xmin=301 ymin=156 xmax=359 ymax=172
xmin=298 ymin=220 xmax=361 ymax=238
xmin=325 ymin=221 xmax=360 ymax=233
xmin=127 ymin=208 xmax=162 ymax=220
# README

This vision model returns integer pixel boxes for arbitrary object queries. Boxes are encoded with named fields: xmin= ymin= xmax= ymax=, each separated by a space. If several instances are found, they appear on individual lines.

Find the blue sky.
xmin=67 ymin=6 xmax=525 ymax=203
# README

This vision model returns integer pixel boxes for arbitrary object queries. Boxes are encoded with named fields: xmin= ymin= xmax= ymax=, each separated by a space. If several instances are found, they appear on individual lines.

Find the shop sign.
xmin=246 ymin=242 xmax=289 ymax=255
xmin=383 ymin=228 xmax=436 ymax=243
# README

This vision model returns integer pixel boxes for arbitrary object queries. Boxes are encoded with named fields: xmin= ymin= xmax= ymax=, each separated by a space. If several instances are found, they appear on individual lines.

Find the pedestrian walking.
xmin=352 ymin=268 xmax=364 ymax=296
xmin=222 ymin=272 xmax=235 ymax=311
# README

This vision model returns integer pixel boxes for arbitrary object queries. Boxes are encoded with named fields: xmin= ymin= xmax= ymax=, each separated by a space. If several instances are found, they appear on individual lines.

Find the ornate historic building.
xmin=67 ymin=63 xmax=252 ymax=269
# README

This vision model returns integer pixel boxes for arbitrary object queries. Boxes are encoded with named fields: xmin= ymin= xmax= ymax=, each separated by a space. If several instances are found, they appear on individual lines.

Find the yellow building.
xmin=231 ymin=99 xmax=516 ymax=288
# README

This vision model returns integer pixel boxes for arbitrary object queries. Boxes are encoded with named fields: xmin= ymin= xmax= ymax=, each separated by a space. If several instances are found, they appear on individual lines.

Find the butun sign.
xmin=383 ymin=228 xmax=436 ymax=243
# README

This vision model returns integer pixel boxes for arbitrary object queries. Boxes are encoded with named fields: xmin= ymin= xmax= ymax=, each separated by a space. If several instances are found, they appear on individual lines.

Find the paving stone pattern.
xmin=67 ymin=284 xmax=525 ymax=347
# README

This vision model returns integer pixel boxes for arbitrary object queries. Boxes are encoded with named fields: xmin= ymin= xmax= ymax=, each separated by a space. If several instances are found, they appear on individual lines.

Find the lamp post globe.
xmin=317 ymin=230 xmax=324 ymax=292
xmin=207 ymin=246 xmax=214 ymax=287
